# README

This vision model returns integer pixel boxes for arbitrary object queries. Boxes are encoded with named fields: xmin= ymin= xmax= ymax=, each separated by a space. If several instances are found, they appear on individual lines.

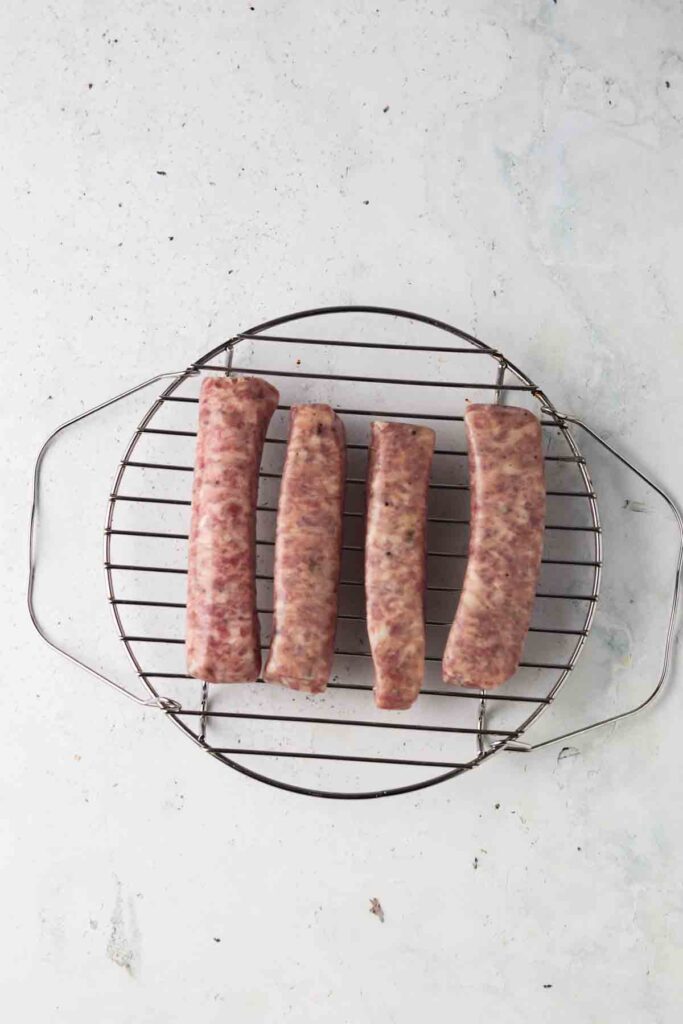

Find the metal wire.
xmin=27 ymin=369 xmax=191 ymax=713
xmin=29 ymin=305 xmax=681 ymax=798
xmin=506 ymin=413 xmax=683 ymax=752
xmin=103 ymin=306 xmax=604 ymax=798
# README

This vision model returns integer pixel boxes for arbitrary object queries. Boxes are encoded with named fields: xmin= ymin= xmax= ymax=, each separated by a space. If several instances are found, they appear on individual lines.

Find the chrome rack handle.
xmin=28 ymin=369 xmax=197 ymax=714
xmin=507 ymin=413 xmax=683 ymax=753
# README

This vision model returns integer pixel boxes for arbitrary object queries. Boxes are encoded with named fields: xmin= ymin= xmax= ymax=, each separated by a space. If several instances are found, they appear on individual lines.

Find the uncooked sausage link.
xmin=263 ymin=404 xmax=346 ymax=693
xmin=365 ymin=421 xmax=436 ymax=710
xmin=442 ymin=404 xmax=546 ymax=690
xmin=186 ymin=375 xmax=279 ymax=683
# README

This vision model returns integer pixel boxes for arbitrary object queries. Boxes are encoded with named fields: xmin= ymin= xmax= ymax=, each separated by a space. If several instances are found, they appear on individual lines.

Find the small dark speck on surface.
xmin=577 ymin=846 xmax=582 ymax=852
xmin=369 ymin=897 xmax=384 ymax=923
xmin=383 ymin=105 xmax=390 ymax=112
xmin=213 ymin=937 xmax=221 ymax=943
xmin=363 ymin=199 xmax=370 ymax=205
xmin=666 ymin=81 xmax=671 ymax=88
xmin=168 ymin=236 xmax=174 ymax=241
xmin=543 ymin=984 xmax=553 ymax=989
xmin=156 ymin=170 xmax=167 ymax=176
xmin=558 ymin=745 xmax=580 ymax=761
xmin=47 ymin=394 xmax=53 ymax=400
xmin=228 ymin=269 xmax=234 ymax=275
xmin=494 ymin=802 xmax=500 ymax=810
xmin=88 ymin=83 xmax=93 ymax=89
xmin=473 ymin=856 xmax=479 ymax=870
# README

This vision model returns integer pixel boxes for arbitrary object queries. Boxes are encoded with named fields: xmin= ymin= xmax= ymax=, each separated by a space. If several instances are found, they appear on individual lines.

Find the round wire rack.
xmin=102 ymin=306 xmax=602 ymax=799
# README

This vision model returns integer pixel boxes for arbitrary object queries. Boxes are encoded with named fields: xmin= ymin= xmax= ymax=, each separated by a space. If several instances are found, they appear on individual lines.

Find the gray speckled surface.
xmin=2 ymin=2 xmax=682 ymax=1021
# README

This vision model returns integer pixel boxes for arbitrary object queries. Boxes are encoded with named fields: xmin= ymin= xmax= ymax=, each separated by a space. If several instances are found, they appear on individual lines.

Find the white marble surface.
xmin=2 ymin=1 xmax=683 ymax=1020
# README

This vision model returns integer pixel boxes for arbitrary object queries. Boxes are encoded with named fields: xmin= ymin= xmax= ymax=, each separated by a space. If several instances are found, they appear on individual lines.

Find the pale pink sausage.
xmin=365 ymin=421 xmax=435 ymax=710
xmin=443 ymin=404 xmax=546 ymax=690
xmin=263 ymin=405 xmax=346 ymax=693
xmin=186 ymin=375 xmax=279 ymax=683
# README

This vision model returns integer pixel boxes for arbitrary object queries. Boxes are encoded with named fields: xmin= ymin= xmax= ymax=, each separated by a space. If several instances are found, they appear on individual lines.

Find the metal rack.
xmin=29 ymin=306 xmax=682 ymax=799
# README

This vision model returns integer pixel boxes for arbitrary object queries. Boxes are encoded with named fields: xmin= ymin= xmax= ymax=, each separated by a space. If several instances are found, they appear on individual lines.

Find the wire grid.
xmin=104 ymin=306 xmax=602 ymax=799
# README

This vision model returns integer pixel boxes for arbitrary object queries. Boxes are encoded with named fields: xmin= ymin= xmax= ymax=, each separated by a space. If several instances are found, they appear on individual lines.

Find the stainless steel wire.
xmin=28 ymin=305 xmax=681 ymax=799
xmin=102 ymin=307 xmax=603 ymax=797
xmin=27 ymin=369 xmax=191 ymax=713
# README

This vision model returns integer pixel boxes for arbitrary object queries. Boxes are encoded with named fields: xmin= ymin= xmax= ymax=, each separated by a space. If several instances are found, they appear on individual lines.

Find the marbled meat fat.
xmin=365 ymin=421 xmax=435 ymax=710
xmin=186 ymin=375 xmax=279 ymax=683
xmin=263 ymin=404 xmax=346 ymax=692
xmin=442 ymin=404 xmax=546 ymax=690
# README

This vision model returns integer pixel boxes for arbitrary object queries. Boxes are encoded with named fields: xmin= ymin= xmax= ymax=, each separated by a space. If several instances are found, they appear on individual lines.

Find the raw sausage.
xmin=442 ymin=404 xmax=545 ymax=690
xmin=263 ymin=404 xmax=346 ymax=692
xmin=186 ymin=375 xmax=279 ymax=683
xmin=365 ymin=421 xmax=435 ymax=710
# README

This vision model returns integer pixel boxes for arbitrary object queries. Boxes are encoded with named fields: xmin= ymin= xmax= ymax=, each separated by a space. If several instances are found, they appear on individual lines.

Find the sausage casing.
xmin=442 ymin=404 xmax=545 ymax=690
xmin=186 ymin=375 xmax=279 ymax=683
xmin=264 ymin=404 xmax=346 ymax=693
xmin=365 ymin=421 xmax=435 ymax=710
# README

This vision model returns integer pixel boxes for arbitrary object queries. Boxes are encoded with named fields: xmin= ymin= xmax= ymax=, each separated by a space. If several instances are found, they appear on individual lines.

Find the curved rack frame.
xmin=103 ymin=306 xmax=601 ymax=798
xmin=28 ymin=306 xmax=677 ymax=798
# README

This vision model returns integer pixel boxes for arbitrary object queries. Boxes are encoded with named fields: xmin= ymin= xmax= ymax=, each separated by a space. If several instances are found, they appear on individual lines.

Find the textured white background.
xmin=2 ymin=1 xmax=683 ymax=1021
